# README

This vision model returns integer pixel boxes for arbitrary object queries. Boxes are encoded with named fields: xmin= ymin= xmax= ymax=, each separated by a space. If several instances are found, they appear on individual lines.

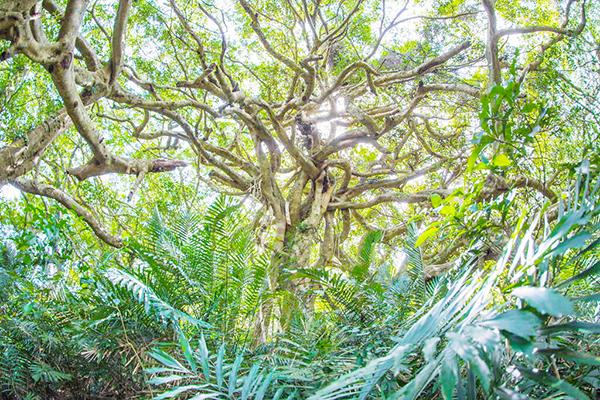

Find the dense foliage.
xmin=1 ymin=0 xmax=599 ymax=398
xmin=2 ymin=163 xmax=599 ymax=399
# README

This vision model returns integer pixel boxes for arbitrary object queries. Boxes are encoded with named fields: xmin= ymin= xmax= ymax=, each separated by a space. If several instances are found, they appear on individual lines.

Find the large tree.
xmin=0 ymin=0 xmax=594 ymax=280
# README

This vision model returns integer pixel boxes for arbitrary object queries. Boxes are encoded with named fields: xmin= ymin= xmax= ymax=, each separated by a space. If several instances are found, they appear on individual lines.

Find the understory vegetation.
xmin=2 ymin=166 xmax=599 ymax=399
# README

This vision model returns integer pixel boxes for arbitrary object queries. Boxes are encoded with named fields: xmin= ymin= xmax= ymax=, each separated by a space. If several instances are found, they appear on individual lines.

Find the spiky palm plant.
xmin=309 ymin=161 xmax=600 ymax=399
xmin=107 ymin=197 xmax=270 ymax=342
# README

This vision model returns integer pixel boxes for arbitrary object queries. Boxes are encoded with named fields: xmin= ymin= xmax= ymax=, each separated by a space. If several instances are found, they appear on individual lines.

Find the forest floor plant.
xmin=145 ymin=162 xmax=600 ymax=399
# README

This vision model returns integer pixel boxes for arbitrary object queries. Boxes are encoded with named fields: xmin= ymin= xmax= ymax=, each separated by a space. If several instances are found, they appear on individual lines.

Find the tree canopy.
xmin=1 ymin=0 xmax=599 ymax=398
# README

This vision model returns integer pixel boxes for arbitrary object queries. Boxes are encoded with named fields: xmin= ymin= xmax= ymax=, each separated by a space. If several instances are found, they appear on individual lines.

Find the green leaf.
xmin=439 ymin=205 xmax=456 ymax=216
xmin=178 ymin=329 xmax=197 ymax=375
xmin=547 ymin=232 xmax=592 ymax=258
xmin=272 ymin=388 xmax=284 ymax=400
xmin=147 ymin=375 xmax=185 ymax=385
xmin=572 ymin=292 xmax=600 ymax=302
xmin=440 ymin=351 xmax=458 ymax=400
xmin=431 ymin=194 xmax=443 ymax=208
xmin=490 ymin=85 xmax=506 ymax=96
xmin=512 ymin=287 xmax=574 ymax=317
xmin=492 ymin=153 xmax=511 ymax=167
xmin=255 ymin=371 xmax=275 ymax=400
xmin=189 ymin=394 xmax=223 ymax=400
xmin=423 ymin=337 xmax=440 ymax=363
xmin=415 ymin=227 xmax=439 ymax=247
xmin=216 ymin=344 xmax=225 ymax=389
xmin=515 ymin=365 xmax=589 ymax=399
xmin=145 ymin=367 xmax=184 ymax=374
xmin=241 ymin=362 xmax=261 ymax=400
xmin=198 ymin=334 xmax=210 ymax=381
xmin=521 ymin=103 xmax=537 ymax=114
xmin=228 ymin=353 xmax=243 ymax=396
xmin=473 ymin=161 xmax=488 ymax=171
xmin=148 ymin=349 xmax=190 ymax=374
xmin=467 ymin=146 xmax=484 ymax=171
xmin=447 ymin=333 xmax=490 ymax=391
xmin=539 ymin=322 xmax=600 ymax=335
xmin=479 ymin=310 xmax=540 ymax=338
xmin=463 ymin=326 xmax=500 ymax=351
xmin=495 ymin=387 xmax=530 ymax=400
xmin=500 ymin=332 xmax=537 ymax=355
xmin=152 ymin=385 xmax=206 ymax=400
xmin=537 ymin=349 xmax=600 ymax=365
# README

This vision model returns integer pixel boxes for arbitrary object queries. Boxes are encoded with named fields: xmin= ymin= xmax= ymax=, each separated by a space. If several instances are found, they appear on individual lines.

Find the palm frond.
xmin=105 ymin=267 xmax=212 ymax=329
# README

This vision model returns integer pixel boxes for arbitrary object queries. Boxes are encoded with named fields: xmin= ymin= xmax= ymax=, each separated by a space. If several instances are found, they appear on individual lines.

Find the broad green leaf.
xmin=521 ymin=103 xmax=537 ymax=114
xmin=440 ymin=205 xmax=456 ymax=216
xmin=492 ymin=153 xmax=511 ymax=167
xmin=431 ymin=193 xmax=443 ymax=208
xmin=467 ymin=145 xmax=484 ymax=171
xmin=415 ymin=227 xmax=439 ymax=247
xmin=512 ymin=287 xmax=574 ymax=317
xmin=490 ymin=85 xmax=506 ymax=96
xmin=479 ymin=310 xmax=540 ymax=338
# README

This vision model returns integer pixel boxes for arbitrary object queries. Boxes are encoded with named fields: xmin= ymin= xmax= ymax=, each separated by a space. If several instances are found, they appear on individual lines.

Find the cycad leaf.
xmin=241 ymin=362 xmax=261 ymax=400
xmin=447 ymin=333 xmax=490 ymax=391
xmin=148 ymin=349 xmax=190 ymax=374
xmin=228 ymin=353 xmax=244 ymax=396
xmin=152 ymin=384 xmax=207 ymax=399
xmin=440 ymin=350 xmax=458 ymax=400
xmin=537 ymin=349 xmax=600 ymax=365
xmin=178 ymin=329 xmax=197 ymax=374
xmin=216 ymin=344 xmax=225 ymax=389
xmin=555 ymin=260 xmax=600 ymax=289
xmin=198 ymin=334 xmax=210 ymax=381
xmin=147 ymin=375 xmax=185 ymax=385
